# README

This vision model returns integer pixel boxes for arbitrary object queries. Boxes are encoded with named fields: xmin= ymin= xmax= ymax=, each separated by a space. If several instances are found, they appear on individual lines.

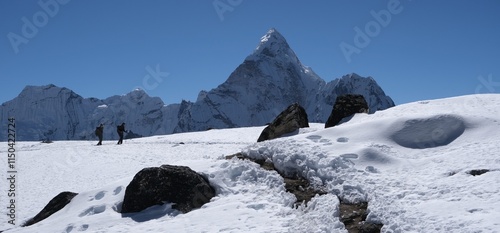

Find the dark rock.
xmin=468 ymin=169 xmax=490 ymax=176
xmin=225 ymin=152 xmax=246 ymax=160
xmin=226 ymin=152 xmax=326 ymax=205
xmin=283 ymin=177 xmax=327 ymax=205
xmin=325 ymin=94 xmax=369 ymax=128
xmin=121 ymin=165 xmax=215 ymax=214
xmin=359 ymin=222 xmax=384 ymax=233
xmin=257 ymin=103 xmax=309 ymax=142
xmin=340 ymin=201 xmax=383 ymax=233
xmin=23 ymin=191 xmax=78 ymax=227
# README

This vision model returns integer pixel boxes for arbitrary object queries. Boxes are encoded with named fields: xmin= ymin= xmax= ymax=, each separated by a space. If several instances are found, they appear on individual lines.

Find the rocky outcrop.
xmin=23 ymin=191 xmax=78 ymax=227
xmin=257 ymin=103 xmax=309 ymax=142
xmin=121 ymin=165 xmax=215 ymax=214
xmin=325 ymin=94 xmax=369 ymax=128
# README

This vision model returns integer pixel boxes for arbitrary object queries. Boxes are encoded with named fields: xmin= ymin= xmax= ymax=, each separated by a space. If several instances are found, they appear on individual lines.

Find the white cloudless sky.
xmin=0 ymin=0 xmax=499 ymax=106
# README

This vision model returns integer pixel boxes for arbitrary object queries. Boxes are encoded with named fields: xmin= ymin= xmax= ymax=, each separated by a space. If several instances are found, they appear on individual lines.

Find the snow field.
xmin=1 ymin=94 xmax=499 ymax=232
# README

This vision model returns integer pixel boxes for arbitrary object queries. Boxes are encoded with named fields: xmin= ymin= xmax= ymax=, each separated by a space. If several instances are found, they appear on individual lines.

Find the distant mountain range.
xmin=0 ymin=28 xmax=394 ymax=141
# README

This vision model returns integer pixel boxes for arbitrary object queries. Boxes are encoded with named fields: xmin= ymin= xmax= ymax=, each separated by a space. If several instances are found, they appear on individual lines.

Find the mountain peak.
xmin=246 ymin=28 xmax=299 ymax=64
xmin=259 ymin=28 xmax=287 ymax=46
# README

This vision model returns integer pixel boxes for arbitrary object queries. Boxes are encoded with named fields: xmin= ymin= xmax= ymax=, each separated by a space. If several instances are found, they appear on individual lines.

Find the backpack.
xmin=95 ymin=127 xmax=101 ymax=136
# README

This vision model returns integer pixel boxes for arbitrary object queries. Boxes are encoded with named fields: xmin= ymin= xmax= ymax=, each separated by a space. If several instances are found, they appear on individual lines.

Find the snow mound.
xmin=390 ymin=115 xmax=466 ymax=149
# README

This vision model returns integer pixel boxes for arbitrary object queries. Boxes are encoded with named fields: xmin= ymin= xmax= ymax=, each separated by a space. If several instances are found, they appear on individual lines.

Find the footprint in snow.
xmin=94 ymin=191 xmax=106 ymax=200
xmin=337 ymin=137 xmax=349 ymax=143
xmin=79 ymin=205 xmax=106 ymax=217
xmin=307 ymin=135 xmax=332 ymax=145
xmin=113 ymin=186 xmax=123 ymax=195
xmin=78 ymin=224 xmax=89 ymax=231
xmin=88 ymin=191 xmax=106 ymax=201
xmin=65 ymin=224 xmax=75 ymax=233
xmin=306 ymin=135 xmax=322 ymax=142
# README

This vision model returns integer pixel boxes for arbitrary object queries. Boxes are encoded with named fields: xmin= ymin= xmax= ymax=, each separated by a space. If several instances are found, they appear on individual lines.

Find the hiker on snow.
xmin=95 ymin=123 xmax=104 ymax=146
xmin=117 ymin=123 xmax=125 ymax=145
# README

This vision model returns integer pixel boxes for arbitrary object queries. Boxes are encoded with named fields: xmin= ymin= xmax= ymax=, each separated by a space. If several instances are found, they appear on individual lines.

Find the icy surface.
xmin=1 ymin=94 xmax=499 ymax=232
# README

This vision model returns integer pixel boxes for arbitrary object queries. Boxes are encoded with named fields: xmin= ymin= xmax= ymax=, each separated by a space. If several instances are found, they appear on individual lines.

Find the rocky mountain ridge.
xmin=0 ymin=28 xmax=394 ymax=141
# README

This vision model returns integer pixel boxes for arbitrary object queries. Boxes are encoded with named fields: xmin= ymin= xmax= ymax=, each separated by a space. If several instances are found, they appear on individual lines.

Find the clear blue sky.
xmin=1 ymin=0 xmax=499 ymax=106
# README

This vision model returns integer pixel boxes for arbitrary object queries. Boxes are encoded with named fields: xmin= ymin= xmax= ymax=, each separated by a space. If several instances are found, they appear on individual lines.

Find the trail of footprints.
xmin=65 ymin=186 xmax=124 ymax=232
xmin=306 ymin=134 xmax=350 ymax=144
xmin=306 ymin=135 xmax=359 ymax=159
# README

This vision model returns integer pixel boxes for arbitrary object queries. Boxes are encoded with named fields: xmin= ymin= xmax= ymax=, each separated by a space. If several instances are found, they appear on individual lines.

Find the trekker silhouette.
xmin=117 ymin=123 xmax=125 ymax=145
xmin=95 ymin=124 xmax=104 ymax=145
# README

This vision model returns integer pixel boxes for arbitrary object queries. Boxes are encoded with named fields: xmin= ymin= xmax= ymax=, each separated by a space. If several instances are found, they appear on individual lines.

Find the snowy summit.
xmin=247 ymin=28 xmax=300 ymax=64
xmin=0 ymin=28 xmax=394 ymax=141
xmin=1 ymin=94 xmax=499 ymax=232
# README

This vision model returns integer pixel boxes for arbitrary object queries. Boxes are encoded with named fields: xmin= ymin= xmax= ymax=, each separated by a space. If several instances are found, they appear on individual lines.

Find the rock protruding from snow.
xmin=121 ymin=165 xmax=215 ymax=214
xmin=325 ymin=94 xmax=369 ymax=128
xmin=257 ymin=103 xmax=309 ymax=142
xmin=23 ymin=191 xmax=78 ymax=227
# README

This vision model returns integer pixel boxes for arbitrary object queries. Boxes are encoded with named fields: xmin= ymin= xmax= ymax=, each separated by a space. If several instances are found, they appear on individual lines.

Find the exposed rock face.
xmin=325 ymin=94 xmax=369 ymax=128
xmin=257 ymin=103 xmax=309 ymax=142
xmin=23 ymin=191 xmax=78 ymax=227
xmin=121 ymin=165 xmax=215 ymax=214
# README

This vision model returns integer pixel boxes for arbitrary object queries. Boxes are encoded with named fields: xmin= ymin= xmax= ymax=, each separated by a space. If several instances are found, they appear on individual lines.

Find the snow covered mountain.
xmin=173 ymin=28 xmax=394 ymax=132
xmin=0 ymin=85 xmax=173 ymax=141
xmin=0 ymin=28 xmax=394 ymax=141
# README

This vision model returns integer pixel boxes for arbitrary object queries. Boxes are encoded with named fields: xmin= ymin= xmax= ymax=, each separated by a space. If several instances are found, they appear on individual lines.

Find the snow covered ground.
xmin=1 ymin=94 xmax=499 ymax=232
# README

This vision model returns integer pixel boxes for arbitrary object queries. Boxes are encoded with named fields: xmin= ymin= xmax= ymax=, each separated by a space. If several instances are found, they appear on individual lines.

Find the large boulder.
xmin=257 ymin=103 xmax=309 ymax=142
xmin=23 ymin=191 xmax=78 ymax=227
xmin=325 ymin=94 xmax=368 ymax=128
xmin=121 ymin=165 xmax=215 ymax=214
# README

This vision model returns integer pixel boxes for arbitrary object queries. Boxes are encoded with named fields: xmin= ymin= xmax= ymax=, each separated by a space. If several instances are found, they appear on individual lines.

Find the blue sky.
xmin=1 ymin=0 xmax=499 ymax=106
